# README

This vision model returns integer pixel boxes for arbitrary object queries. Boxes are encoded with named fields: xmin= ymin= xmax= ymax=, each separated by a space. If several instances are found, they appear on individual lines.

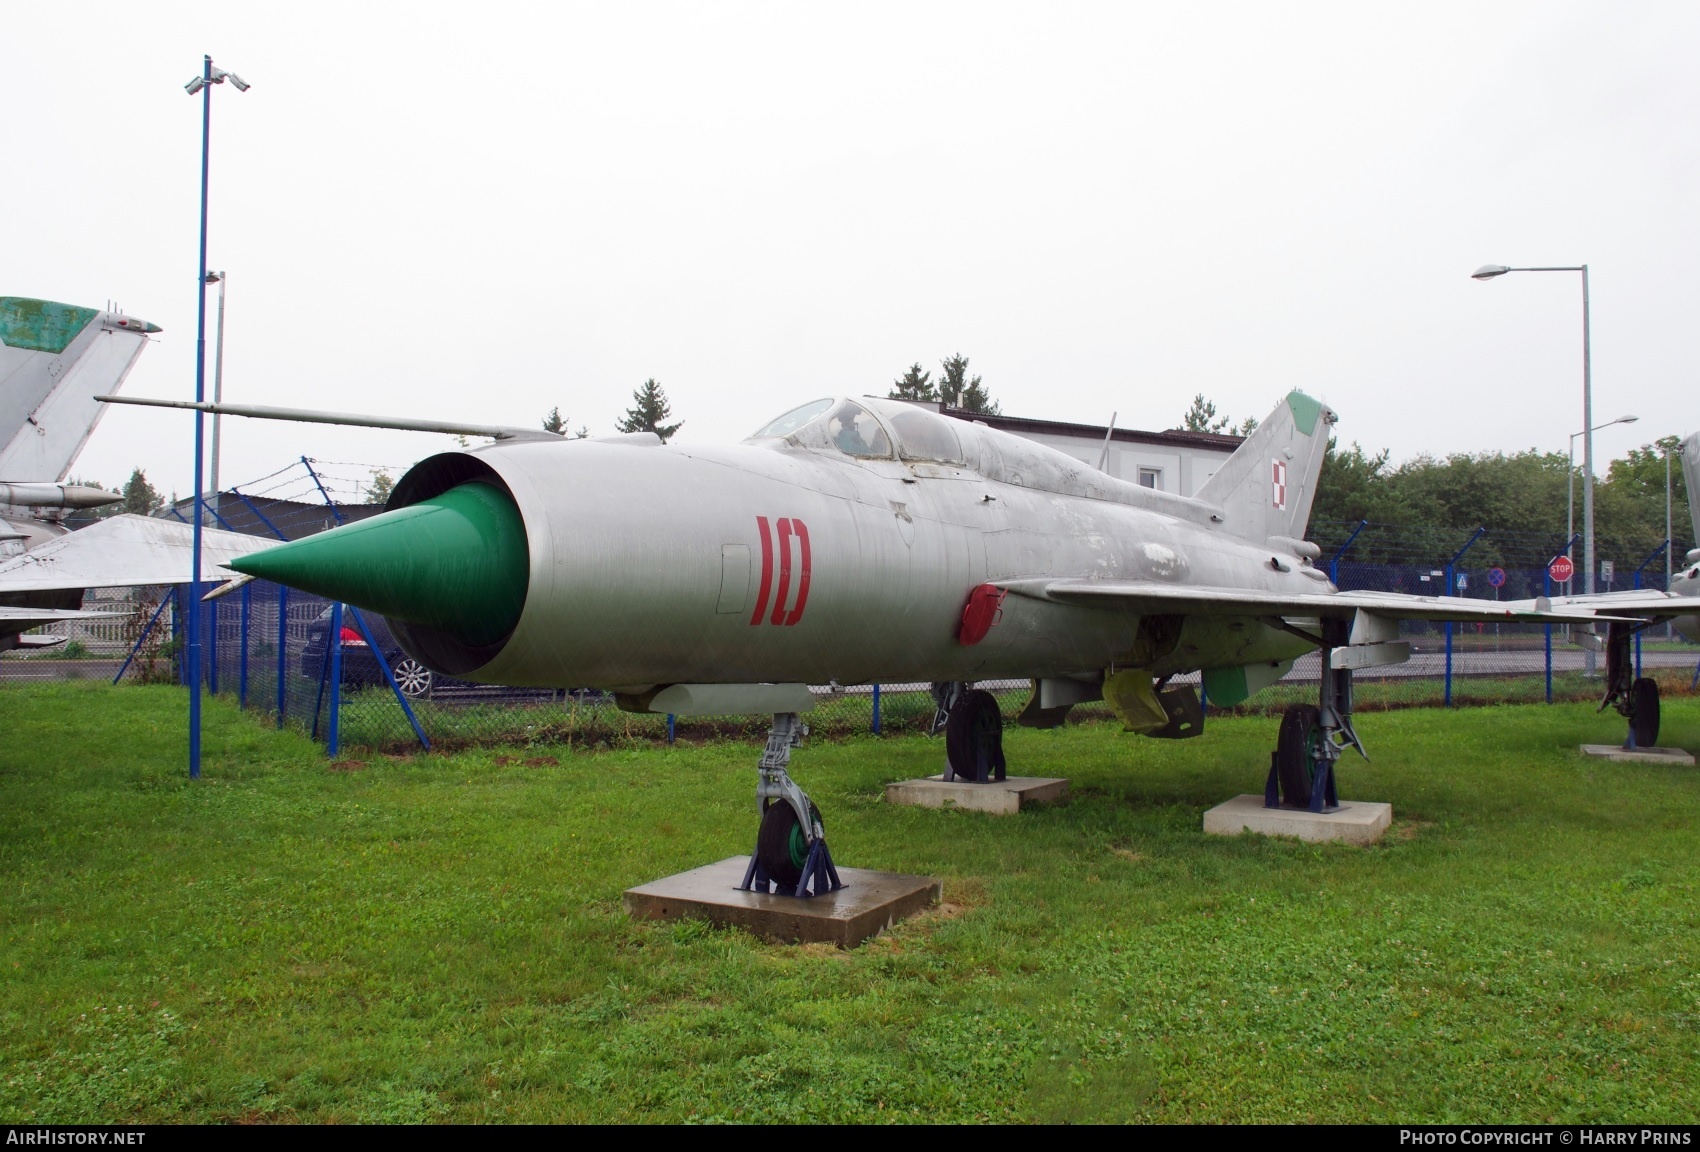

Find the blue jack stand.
xmin=739 ymin=836 xmax=844 ymax=899
xmin=1262 ymin=751 xmax=1340 ymax=813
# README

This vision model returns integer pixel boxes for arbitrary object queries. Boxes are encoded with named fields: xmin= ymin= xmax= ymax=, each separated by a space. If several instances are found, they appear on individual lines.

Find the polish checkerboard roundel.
xmin=1271 ymin=459 xmax=1288 ymax=510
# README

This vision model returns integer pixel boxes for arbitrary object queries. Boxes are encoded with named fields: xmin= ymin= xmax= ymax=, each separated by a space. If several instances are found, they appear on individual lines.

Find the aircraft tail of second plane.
xmin=0 ymin=296 xmax=160 ymax=485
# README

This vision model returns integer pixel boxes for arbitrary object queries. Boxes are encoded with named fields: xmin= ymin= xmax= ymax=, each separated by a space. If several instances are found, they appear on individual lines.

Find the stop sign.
xmin=1549 ymin=555 xmax=1575 ymax=584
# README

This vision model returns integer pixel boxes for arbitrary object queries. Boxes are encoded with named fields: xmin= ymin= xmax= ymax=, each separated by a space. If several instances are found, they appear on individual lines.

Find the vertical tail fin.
xmin=1195 ymin=390 xmax=1335 ymax=544
xmin=0 ymin=297 xmax=160 ymax=483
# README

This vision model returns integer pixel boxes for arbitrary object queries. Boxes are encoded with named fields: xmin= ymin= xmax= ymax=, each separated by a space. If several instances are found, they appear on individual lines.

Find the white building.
xmin=909 ymin=403 xmax=1243 ymax=498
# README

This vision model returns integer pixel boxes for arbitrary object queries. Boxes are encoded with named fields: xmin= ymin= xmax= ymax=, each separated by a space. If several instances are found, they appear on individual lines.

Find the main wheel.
xmin=1630 ymin=677 xmax=1661 ymax=748
xmin=1275 ymin=704 xmax=1323 ymax=807
xmin=945 ymin=689 xmax=1006 ymax=782
xmin=756 ymin=799 xmax=816 ymax=887
xmin=391 ymin=657 xmax=433 ymax=698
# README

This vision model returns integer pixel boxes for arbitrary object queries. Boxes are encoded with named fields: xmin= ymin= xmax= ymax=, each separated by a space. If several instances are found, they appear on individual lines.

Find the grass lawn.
xmin=2 ymin=681 xmax=1698 ymax=1123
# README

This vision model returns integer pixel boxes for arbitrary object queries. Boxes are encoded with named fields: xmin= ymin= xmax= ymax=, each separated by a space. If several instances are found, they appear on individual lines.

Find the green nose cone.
xmin=231 ymin=481 xmax=528 ymax=648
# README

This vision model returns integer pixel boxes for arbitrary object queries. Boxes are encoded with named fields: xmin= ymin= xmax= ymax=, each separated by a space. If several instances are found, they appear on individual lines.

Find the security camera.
xmin=185 ymin=76 xmax=206 ymax=95
xmin=226 ymin=73 xmax=250 ymax=92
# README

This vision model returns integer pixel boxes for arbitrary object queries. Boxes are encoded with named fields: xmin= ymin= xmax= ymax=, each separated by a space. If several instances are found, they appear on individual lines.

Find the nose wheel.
xmin=738 ymin=713 xmax=843 ymax=898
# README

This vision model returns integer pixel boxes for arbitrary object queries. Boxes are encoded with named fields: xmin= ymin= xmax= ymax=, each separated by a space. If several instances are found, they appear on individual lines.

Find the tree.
xmin=617 ymin=379 xmax=683 ymax=442
xmin=367 ymin=470 xmax=395 ymax=505
xmin=958 ymin=377 xmax=1001 ymax=415
xmin=1181 ymin=394 xmax=1232 ymax=434
xmin=939 ymin=354 xmax=1000 ymax=414
xmin=1237 ymin=415 xmax=1260 ymax=436
xmin=121 ymin=468 xmax=164 ymax=516
xmin=889 ymin=363 xmax=936 ymax=402
xmin=542 ymin=407 xmax=590 ymax=439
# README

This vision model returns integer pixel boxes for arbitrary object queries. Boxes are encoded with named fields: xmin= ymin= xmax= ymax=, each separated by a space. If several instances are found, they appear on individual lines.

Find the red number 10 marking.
xmin=751 ymin=516 xmax=812 ymax=626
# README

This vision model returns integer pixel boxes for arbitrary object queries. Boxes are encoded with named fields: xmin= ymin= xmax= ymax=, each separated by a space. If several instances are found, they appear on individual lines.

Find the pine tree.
xmin=121 ymin=468 xmax=164 ymax=515
xmin=543 ymin=407 xmax=590 ymax=439
xmin=937 ymin=354 xmax=1000 ymax=414
xmin=937 ymin=354 xmax=969 ymax=407
xmin=617 ymin=379 xmax=683 ymax=442
xmin=1182 ymin=394 xmax=1231 ymax=434
xmin=889 ymin=363 xmax=937 ymax=402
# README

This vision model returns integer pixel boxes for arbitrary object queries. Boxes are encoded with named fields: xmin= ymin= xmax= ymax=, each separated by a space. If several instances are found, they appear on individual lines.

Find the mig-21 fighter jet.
xmin=101 ymin=387 xmax=1652 ymax=894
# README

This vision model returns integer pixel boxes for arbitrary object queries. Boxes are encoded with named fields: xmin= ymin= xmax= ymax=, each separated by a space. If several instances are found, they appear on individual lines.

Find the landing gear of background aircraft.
xmin=1267 ymin=619 xmax=1365 ymax=812
xmin=933 ymin=681 xmax=1007 ymax=783
xmin=739 ymin=712 xmax=843 ymax=898
xmin=1600 ymin=621 xmax=1661 ymax=748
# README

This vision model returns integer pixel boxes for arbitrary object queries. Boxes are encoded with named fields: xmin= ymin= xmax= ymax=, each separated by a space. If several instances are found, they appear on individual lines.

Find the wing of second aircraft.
xmin=0 ymin=515 xmax=275 ymax=593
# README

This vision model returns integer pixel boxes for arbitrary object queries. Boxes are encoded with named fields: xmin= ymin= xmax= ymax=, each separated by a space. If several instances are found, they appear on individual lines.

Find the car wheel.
xmin=391 ymin=656 xmax=433 ymax=699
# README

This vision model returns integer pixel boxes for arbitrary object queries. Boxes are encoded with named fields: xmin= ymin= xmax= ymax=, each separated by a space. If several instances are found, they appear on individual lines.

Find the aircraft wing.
xmin=998 ymin=578 xmax=1634 ymax=626
xmin=0 ymin=514 xmax=276 ymax=593
xmin=1496 ymin=589 xmax=1700 ymax=619
xmin=0 ymin=606 xmax=127 ymax=629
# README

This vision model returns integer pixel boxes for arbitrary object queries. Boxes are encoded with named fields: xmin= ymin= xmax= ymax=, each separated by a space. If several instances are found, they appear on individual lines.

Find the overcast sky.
xmin=7 ymin=2 xmax=1698 ymax=500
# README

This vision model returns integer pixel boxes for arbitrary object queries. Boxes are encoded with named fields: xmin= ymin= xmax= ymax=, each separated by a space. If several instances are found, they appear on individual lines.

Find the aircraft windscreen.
xmin=752 ymin=398 xmax=834 ymax=439
xmin=881 ymin=403 xmax=963 ymax=463
xmin=824 ymin=400 xmax=892 ymax=458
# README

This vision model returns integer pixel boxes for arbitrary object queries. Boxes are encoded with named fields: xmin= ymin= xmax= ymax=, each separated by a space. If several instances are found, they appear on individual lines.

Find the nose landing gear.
xmin=738 ymin=712 xmax=843 ymax=898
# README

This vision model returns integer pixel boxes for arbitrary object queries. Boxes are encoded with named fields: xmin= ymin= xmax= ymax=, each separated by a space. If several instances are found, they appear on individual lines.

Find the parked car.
xmin=298 ymin=608 xmax=436 ymax=698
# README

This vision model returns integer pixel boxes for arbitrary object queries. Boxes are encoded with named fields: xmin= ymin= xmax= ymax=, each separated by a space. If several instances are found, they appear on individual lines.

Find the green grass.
xmin=2 ymin=681 xmax=1699 ymax=1123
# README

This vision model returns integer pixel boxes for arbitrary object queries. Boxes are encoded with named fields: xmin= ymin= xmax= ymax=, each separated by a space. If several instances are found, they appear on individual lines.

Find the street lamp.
xmin=1567 ymin=415 xmax=1638 ymax=572
xmin=183 ymin=57 xmax=250 ymax=780
xmin=1669 ymin=440 xmax=1684 ymax=636
xmin=1472 ymin=262 xmax=1602 ymax=599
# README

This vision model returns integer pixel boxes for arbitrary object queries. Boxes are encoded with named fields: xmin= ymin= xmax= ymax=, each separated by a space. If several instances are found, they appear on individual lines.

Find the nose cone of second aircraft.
xmin=229 ymin=481 xmax=530 ymax=649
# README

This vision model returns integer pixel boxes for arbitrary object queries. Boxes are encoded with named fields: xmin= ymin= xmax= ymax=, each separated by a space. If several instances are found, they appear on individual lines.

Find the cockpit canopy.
xmin=749 ymin=396 xmax=963 ymax=464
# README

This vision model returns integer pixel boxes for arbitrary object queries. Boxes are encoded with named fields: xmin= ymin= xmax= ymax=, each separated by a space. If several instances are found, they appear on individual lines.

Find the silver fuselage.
xmin=454 ymin=428 xmax=1318 ymax=692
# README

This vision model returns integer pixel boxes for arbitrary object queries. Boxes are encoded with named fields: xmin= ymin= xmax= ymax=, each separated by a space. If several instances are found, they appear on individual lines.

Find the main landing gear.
xmin=932 ymin=681 xmax=1007 ymax=783
xmin=1601 ymin=621 xmax=1661 ymax=749
xmin=738 ymin=712 xmax=844 ymax=898
xmin=1267 ymin=619 xmax=1368 ymax=812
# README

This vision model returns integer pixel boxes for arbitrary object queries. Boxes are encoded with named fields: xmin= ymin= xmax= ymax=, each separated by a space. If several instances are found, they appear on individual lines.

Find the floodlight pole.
xmin=184 ymin=55 xmax=248 ymax=779
xmin=188 ymin=54 xmax=213 ymax=780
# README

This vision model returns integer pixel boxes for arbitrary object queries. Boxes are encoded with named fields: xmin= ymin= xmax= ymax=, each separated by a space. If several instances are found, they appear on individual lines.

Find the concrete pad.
xmin=1580 ymin=744 xmax=1696 ymax=765
xmin=885 ymin=775 xmax=1069 ymax=815
xmin=623 ymin=856 xmax=940 ymax=948
xmin=1203 ymin=793 xmax=1392 ymax=845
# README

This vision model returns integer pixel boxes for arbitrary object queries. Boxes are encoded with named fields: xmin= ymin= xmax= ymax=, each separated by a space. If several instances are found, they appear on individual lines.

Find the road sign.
xmin=1456 ymin=573 xmax=1469 ymax=590
xmin=1601 ymin=559 xmax=1615 ymax=583
xmin=1549 ymin=555 xmax=1575 ymax=583
xmin=1487 ymin=567 xmax=1507 ymax=588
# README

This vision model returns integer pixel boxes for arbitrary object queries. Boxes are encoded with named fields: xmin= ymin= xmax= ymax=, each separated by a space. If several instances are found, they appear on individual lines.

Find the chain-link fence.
xmin=7 ymin=473 xmax=1697 ymax=754
xmin=70 ymin=568 xmax=1691 ymax=757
